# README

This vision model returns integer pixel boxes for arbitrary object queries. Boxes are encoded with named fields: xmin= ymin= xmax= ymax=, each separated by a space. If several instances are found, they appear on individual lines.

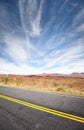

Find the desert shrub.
xmin=56 ymin=87 xmax=65 ymax=92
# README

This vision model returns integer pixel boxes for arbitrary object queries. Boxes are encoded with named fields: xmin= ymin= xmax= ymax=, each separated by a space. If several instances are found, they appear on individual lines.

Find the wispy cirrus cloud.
xmin=4 ymin=35 xmax=28 ymax=63
xmin=42 ymin=37 xmax=84 ymax=70
xmin=75 ymin=23 xmax=84 ymax=32
xmin=19 ymin=0 xmax=45 ymax=36
xmin=0 ymin=0 xmax=84 ymax=74
xmin=0 ymin=57 xmax=43 ymax=74
xmin=73 ymin=8 xmax=84 ymax=26
xmin=72 ymin=8 xmax=84 ymax=33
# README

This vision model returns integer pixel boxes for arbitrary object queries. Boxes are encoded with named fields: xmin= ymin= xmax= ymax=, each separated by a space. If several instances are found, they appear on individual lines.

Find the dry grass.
xmin=0 ymin=74 xmax=84 ymax=96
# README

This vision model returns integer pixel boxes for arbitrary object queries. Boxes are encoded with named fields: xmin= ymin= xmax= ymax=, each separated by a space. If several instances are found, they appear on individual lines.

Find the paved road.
xmin=0 ymin=85 xmax=84 ymax=130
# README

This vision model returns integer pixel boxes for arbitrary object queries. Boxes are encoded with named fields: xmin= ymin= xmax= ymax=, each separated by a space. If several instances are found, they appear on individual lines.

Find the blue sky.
xmin=0 ymin=0 xmax=84 ymax=74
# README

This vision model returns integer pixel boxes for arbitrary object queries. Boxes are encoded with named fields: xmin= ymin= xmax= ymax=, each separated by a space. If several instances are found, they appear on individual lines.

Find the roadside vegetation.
xmin=0 ymin=74 xmax=84 ymax=96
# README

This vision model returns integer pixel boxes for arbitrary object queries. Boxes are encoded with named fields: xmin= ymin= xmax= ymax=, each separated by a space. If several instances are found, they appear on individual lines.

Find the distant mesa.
xmin=0 ymin=72 xmax=84 ymax=78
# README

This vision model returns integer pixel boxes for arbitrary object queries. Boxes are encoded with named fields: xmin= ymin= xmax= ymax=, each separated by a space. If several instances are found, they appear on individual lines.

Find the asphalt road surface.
xmin=0 ymin=85 xmax=84 ymax=130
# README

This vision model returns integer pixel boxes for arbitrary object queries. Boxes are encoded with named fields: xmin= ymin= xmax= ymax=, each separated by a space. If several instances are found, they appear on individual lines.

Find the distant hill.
xmin=32 ymin=72 xmax=84 ymax=78
xmin=69 ymin=73 xmax=84 ymax=78
xmin=0 ymin=72 xmax=84 ymax=78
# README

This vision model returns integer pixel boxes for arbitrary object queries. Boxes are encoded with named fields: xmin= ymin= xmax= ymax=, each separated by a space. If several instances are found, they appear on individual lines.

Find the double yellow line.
xmin=0 ymin=94 xmax=84 ymax=123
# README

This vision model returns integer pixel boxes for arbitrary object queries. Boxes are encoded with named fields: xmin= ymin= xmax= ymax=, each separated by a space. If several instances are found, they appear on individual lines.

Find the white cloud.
xmin=43 ymin=37 xmax=84 ymax=69
xmin=63 ymin=8 xmax=84 ymax=39
xmin=49 ymin=50 xmax=61 ymax=56
xmin=2 ymin=33 xmax=83 ymax=74
xmin=19 ymin=0 xmax=45 ymax=37
xmin=0 ymin=57 xmax=43 ymax=74
xmin=44 ymin=61 xmax=84 ymax=74
xmin=0 ymin=0 xmax=84 ymax=75
xmin=73 ymin=8 xmax=84 ymax=27
xmin=4 ymin=35 xmax=28 ymax=62
xmin=31 ymin=0 xmax=44 ymax=36
xmin=75 ymin=23 xmax=84 ymax=32
xmin=1 ymin=32 xmax=45 ymax=65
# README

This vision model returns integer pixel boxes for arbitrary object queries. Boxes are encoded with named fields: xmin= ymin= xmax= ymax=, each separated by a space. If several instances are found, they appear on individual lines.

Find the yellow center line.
xmin=0 ymin=94 xmax=84 ymax=123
